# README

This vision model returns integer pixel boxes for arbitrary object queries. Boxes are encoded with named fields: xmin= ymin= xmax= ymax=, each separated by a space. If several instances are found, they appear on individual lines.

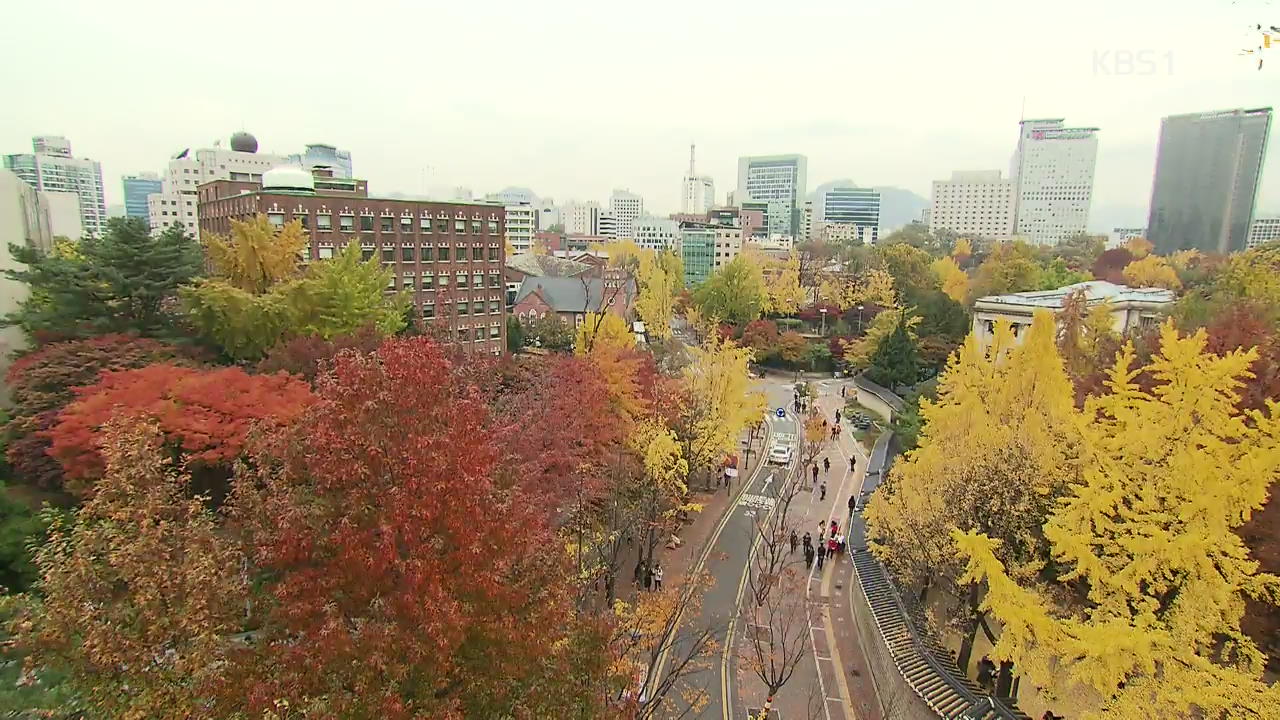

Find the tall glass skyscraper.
xmin=1146 ymin=108 xmax=1272 ymax=254
xmin=122 ymin=173 xmax=162 ymax=220
xmin=4 ymin=136 xmax=106 ymax=238
xmin=820 ymin=186 xmax=882 ymax=244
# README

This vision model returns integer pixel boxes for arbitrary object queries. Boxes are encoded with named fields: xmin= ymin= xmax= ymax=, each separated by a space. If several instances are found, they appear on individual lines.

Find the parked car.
xmin=767 ymin=445 xmax=793 ymax=466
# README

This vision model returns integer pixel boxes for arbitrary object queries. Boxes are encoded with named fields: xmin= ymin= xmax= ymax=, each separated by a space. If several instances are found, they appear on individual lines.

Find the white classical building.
xmin=971 ymin=280 xmax=1174 ymax=349
xmin=504 ymin=204 xmax=536 ymax=254
xmin=929 ymin=170 xmax=1016 ymax=240
xmin=1011 ymin=119 xmax=1099 ymax=246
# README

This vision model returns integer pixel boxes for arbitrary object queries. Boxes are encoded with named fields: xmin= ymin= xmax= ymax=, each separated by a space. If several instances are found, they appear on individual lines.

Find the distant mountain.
xmin=873 ymin=186 xmax=929 ymax=235
xmin=807 ymin=180 xmax=929 ymax=236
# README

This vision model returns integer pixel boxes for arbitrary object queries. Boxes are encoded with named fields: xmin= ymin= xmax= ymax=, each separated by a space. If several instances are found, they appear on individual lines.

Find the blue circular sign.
xmin=775 ymin=408 xmax=786 ymax=418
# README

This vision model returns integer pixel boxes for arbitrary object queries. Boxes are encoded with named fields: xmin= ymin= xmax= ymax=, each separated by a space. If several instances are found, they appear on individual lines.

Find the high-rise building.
xmin=712 ymin=226 xmax=742 ymax=270
xmin=634 ymin=216 xmax=679 ymax=252
xmin=929 ymin=170 xmax=1016 ymax=240
xmin=285 ymin=143 xmax=353 ymax=178
xmin=1146 ymin=108 xmax=1273 ymax=254
xmin=597 ymin=211 xmax=618 ymax=240
xmin=819 ymin=186 xmax=881 ymax=244
xmin=504 ymin=204 xmax=536 ymax=254
xmin=2 ymin=170 xmax=84 ymax=383
xmin=562 ymin=201 xmax=600 ymax=235
xmin=149 ymin=132 xmax=288 ymax=239
xmin=608 ymin=189 xmax=644 ymax=240
xmin=736 ymin=154 xmax=807 ymax=237
xmin=198 ymin=166 xmax=507 ymax=355
xmin=681 ymin=144 xmax=715 ymax=215
xmin=679 ymin=224 xmax=715 ymax=287
xmin=1011 ymin=119 xmax=1099 ymax=246
xmin=122 ymin=172 xmax=162 ymax=220
xmin=5 ymin=136 xmax=106 ymax=238
xmin=1248 ymin=217 xmax=1280 ymax=249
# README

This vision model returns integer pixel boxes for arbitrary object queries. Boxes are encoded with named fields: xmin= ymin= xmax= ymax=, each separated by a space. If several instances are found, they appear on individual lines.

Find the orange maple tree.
xmin=44 ymin=364 xmax=313 ymax=496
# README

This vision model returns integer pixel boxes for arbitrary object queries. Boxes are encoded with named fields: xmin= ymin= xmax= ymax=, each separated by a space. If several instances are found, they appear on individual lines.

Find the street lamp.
xmin=856 ymin=304 xmax=865 ymax=334
xmin=819 ymin=307 xmax=828 ymax=336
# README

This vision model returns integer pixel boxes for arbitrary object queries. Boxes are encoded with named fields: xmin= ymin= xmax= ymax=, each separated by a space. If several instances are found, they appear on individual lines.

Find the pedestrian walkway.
xmin=736 ymin=380 xmax=935 ymax=720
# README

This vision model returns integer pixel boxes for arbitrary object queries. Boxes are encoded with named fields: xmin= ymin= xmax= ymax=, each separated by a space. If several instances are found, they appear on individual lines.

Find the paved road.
xmin=654 ymin=378 xmax=797 ymax=719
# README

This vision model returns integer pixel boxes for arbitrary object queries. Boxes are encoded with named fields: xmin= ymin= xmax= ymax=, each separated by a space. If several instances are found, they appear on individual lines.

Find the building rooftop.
xmin=976 ymin=280 xmax=1175 ymax=309
xmin=506 ymin=253 xmax=591 ymax=278
xmin=515 ymin=276 xmax=635 ymax=314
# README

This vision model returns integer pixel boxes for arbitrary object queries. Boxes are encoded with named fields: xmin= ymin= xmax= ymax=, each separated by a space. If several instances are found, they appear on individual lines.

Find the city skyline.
xmin=3 ymin=1 xmax=1278 ymax=233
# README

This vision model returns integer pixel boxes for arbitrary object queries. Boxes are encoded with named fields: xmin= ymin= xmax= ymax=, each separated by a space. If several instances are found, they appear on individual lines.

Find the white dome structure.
xmin=261 ymin=165 xmax=315 ymax=193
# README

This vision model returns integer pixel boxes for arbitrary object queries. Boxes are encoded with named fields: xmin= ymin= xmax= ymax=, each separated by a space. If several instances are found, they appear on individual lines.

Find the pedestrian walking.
xmin=831 ymin=425 xmax=839 ymax=440
xmin=811 ymin=464 xmax=819 ymax=485
xmin=840 ymin=386 xmax=846 ymax=398
xmin=643 ymin=564 xmax=653 ymax=591
xmin=827 ymin=536 xmax=837 ymax=559
xmin=830 ymin=520 xmax=838 ymax=536
xmin=652 ymin=563 xmax=663 ymax=591
xmin=977 ymin=656 xmax=996 ymax=692
xmin=849 ymin=456 xmax=856 ymax=472
xmin=789 ymin=530 xmax=798 ymax=554
xmin=633 ymin=560 xmax=644 ymax=588
xmin=848 ymin=494 xmax=857 ymax=515
xmin=838 ymin=533 xmax=846 ymax=554
xmin=804 ymin=545 xmax=814 ymax=568
xmin=818 ymin=530 xmax=825 ymax=548
xmin=823 ymin=457 xmax=830 ymax=474
xmin=802 ymin=532 xmax=812 ymax=550
xmin=820 ymin=482 xmax=827 ymax=501
xmin=835 ymin=409 xmax=841 ymax=424
xmin=817 ymin=543 xmax=827 ymax=568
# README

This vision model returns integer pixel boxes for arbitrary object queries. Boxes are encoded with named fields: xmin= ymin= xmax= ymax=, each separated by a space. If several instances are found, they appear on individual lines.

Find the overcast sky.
xmin=3 ymin=0 xmax=1277 ymax=231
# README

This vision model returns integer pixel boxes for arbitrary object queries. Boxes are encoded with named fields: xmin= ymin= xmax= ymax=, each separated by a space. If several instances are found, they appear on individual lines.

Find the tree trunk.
xmin=956 ymin=584 xmax=984 ymax=675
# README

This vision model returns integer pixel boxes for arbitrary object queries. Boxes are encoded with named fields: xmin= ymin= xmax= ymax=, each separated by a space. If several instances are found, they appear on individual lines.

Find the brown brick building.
xmin=197 ymin=166 xmax=507 ymax=354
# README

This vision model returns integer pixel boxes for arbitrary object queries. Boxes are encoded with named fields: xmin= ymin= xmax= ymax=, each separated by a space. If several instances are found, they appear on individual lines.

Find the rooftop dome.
xmin=230 ymin=131 xmax=258 ymax=153
xmin=262 ymin=165 xmax=315 ymax=193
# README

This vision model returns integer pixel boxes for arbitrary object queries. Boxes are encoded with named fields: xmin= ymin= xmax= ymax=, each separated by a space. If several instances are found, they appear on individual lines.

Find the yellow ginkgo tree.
xmin=954 ymin=320 xmax=1280 ymax=719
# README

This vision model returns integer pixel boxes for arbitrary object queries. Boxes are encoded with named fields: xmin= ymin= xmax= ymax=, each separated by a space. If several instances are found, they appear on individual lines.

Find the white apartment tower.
xmin=504 ymin=204 xmax=536 ymax=254
xmin=929 ymin=171 xmax=1016 ymax=240
xmin=736 ymin=154 xmax=807 ymax=237
xmin=562 ymin=201 xmax=601 ymax=235
xmin=608 ymin=189 xmax=644 ymax=240
xmin=4 ymin=136 xmax=106 ymax=238
xmin=148 ymin=132 xmax=287 ymax=239
xmin=681 ymin=144 xmax=715 ymax=214
xmin=1010 ymin=119 xmax=1099 ymax=245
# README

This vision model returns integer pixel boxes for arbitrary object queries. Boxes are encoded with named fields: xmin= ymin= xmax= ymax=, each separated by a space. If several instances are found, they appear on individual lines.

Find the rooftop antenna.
xmin=689 ymin=143 xmax=696 ymax=177
xmin=1019 ymin=96 xmax=1026 ymax=122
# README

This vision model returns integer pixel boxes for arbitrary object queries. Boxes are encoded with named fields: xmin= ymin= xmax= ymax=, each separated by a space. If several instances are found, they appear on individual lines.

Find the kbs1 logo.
xmin=1092 ymin=49 xmax=1174 ymax=76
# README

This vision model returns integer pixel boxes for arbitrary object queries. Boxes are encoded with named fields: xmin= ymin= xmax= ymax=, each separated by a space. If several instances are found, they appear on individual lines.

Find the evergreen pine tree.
xmin=866 ymin=310 xmax=919 ymax=388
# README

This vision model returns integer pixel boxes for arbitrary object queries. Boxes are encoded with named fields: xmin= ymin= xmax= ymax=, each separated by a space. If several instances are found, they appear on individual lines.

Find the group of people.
xmin=632 ymin=560 xmax=664 ymax=592
xmin=790 ymin=521 xmax=846 ymax=569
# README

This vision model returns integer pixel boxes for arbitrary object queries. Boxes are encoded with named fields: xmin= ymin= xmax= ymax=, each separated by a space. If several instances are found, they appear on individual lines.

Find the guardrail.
xmin=848 ymin=430 xmax=1030 ymax=720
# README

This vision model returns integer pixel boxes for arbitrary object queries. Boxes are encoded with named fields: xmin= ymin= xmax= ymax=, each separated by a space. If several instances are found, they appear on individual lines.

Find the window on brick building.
xmin=382 ymin=248 xmax=395 ymax=263
xmin=401 ymin=246 xmax=415 ymax=262
xmin=457 ymin=302 xmax=469 ymax=316
xmin=420 ymin=217 xmax=431 ymax=232
xmin=296 ymin=214 xmax=309 ymax=229
xmin=402 ymin=276 xmax=415 ymax=290
xmin=475 ymin=327 xmax=485 ymax=341
xmin=360 ymin=215 xmax=374 ymax=232
xmin=317 ymin=213 xmax=332 ymax=230
xmin=470 ymin=221 xmax=482 ymax=234
xmin=381 ymin=217 xmax=393 ymax=232
xmin=422 ymin=273 xmax=434 ymax=289
xmin=472 ymin=274 xmax=483 ymax=288
xmin=457 ymin=328 xmax=469 ymax=343
xmin=267 ymin=212 xmax=284 ymax=228
xmin=400 ymin=217 xmax=413 ymax=233
xmin=488 ymin=246 xmax=498 ymax=260
xmin=436 ymin=219 xmax=449 ymax=233
xmin=472 ymin=301 xmax=485 ymax=315
xmin=489 ymin=326 xmax=500 ymax=338
xmin=472 ymin=246 xmax=483 ymax=261
xmin=456 ymin=246 xmax=467 ymax=262
xmin=423 ymin=303 xmax=435 ymax=319
xmin=318 ymin=247 xmax=334 ymax=260
xmin=437 ymin=246 xmax=450 ymax=261
xmin=456 ymin=274 xmax=469 ymax=288
xmin=489 ymin=300 xmax=500 ymax=314
xmin=488 ymin=274 xmax=500 ymax=288
xmin=454 ymin=220 xmax=466 ymax=233
xmin=340 ymin=215 xmax=354 ymax=232
xmin=361 ymin=248 xmax=374 ymax=262
xmin=488 ymin=220 xmax=499 ymax=234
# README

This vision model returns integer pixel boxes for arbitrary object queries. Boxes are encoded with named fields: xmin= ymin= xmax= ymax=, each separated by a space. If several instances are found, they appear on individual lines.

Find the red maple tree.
xmin=5 ymin=334 xmax=196 ymax=492
xmin=256 ymin=326 xmax=384 ymax=384
xmin=221 ymin=337 xmax=580 ymax=718
xmin=44 ymin=364 xmax=313 ymax=496
xmin=1090 ymin=247 xmax=1135 ymax=285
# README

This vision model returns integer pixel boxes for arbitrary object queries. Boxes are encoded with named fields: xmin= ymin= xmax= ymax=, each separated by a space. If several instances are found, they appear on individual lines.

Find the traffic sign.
xmin=775 ymin=407 xmax=786 ymax=418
